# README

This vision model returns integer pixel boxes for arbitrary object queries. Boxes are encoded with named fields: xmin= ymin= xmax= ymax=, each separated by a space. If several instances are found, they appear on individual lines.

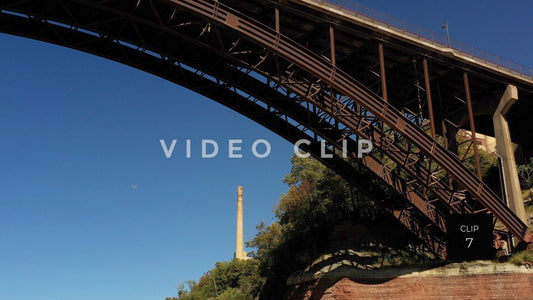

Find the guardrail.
xmin=310 ymin=0 xmax=533 ymax=81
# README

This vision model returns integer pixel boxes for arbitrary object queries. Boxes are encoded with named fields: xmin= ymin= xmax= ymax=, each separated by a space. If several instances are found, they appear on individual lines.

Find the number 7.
xmin=466 ymin=237 xmax=473 ymax=248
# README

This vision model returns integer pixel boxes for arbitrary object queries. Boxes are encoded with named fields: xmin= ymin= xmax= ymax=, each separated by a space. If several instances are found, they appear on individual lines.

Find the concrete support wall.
xmin=235 ymin=185 xmax=246 ymax=259
xmin=493 ymin=85 xmax=527 ymax=223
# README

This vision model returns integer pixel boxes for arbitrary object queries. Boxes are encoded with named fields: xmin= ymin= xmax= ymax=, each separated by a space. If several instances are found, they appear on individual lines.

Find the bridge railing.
xmin=310 ymin=0 xmax=533 ymax=80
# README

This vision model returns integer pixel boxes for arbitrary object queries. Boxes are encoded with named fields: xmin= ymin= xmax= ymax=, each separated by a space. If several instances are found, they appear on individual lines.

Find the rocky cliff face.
xmin=287 ymin=261 xmax=533 ymax=299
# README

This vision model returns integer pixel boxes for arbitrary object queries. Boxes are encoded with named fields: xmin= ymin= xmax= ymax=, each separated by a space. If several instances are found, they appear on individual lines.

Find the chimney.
xmin=235 ymin=185 xmax=246 ymax=260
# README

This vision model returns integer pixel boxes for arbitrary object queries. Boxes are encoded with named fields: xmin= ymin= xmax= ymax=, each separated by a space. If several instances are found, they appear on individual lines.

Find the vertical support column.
xmin=273 ymin=6 xmax=281 ymax=78
xmin=235 ymin=185 xmax=246 ymax=259
xmin=493 ymin=85 xmax=527 ymax=223
xmin=442 ymin=120 xmax=454 ymax=188
xmin=329 ymin=24 xmax=336 ymax=67
xmin=275 ymin=6 xmax=280 ymax=33
xmin=441 ymin=121 xmax=449 ymax=149
xmin=437 ymin=83 xmax=454 ymax=188
xmin=329 ymin=24 xmax=337 ymax=115
xmin=463 ymin=72 xmax=482 ymax=179
xmin=378 ymin=42 xmax=388 ymax=102
xmin=423 ymin=59 xmax=436 ymax=139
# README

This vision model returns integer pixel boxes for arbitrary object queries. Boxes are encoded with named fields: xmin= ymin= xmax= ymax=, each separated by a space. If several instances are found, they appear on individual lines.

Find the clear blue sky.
xmin=0 ymin=1 xmax=531 ymax=299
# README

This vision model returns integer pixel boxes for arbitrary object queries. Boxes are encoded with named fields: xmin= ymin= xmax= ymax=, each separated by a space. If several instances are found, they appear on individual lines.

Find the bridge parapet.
xmin=295 ymin=0 xmax=533 ymax=83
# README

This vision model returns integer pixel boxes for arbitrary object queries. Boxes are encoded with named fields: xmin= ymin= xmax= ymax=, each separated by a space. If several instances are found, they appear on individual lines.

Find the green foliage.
xmin=168 ymin=155 xmax=437 ymax=299
xmin=214 ymin=288 xmax=248 ymax=300
xmin=166 ymin=259 xmax=263 ymax=300
xmin=248 ymin=155 xmax=435 ymax=298
xmin=166 ymin=127 xmax=531 ymax=299
xmin=518 ymin=158 xmax=533 ymax=189
xmin=509 ymin=251 xmax=533 ymax=265
xmin=245 ymin=221 xmax=282 ymax=274
xmin=276 ymin=155 xmax=379 ymax=228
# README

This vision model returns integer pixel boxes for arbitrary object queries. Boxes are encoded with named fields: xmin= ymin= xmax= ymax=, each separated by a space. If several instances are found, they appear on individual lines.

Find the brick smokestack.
xmin=235 ymin=186 xmax=246 ymax=259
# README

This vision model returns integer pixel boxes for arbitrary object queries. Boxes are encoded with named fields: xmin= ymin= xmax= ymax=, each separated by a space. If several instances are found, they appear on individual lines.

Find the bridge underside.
xmin=0 ymin=0 xmax=530 ymax=258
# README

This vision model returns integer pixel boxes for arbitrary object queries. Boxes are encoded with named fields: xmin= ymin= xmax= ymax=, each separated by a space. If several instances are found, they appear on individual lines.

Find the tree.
xmin=166 ymin=259 xmax=263 ymax=300
xmin=249 ymin=155 xmax=435 ymax=299
xmin=518 ymin=158 xmax=533 ymax=189
xmin=168 ymin=155 xmax=436 ymax=299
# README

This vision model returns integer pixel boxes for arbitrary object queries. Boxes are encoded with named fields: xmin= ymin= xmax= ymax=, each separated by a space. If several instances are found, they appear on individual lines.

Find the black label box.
xmin=446 ymin=214 xmax=493 ymax=261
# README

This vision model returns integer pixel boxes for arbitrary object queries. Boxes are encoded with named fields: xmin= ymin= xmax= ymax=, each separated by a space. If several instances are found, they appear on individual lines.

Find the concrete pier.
xmin=493 ymin=85 xmax=527 ymax=223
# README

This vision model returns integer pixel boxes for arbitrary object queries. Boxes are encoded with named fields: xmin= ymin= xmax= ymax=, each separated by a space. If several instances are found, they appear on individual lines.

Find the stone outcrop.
xmin=287 ymin=260 xmax=533 ymax=299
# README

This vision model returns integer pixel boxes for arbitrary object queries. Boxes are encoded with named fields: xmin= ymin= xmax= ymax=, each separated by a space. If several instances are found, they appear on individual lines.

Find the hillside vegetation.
xmin=166 ymin=156 xmax=437 ymax=299
xmin=166 ymin=143 xmax=528 ymax=299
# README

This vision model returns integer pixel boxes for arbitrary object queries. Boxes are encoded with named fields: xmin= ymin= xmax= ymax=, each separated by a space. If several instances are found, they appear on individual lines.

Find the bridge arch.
xmin=0 ymin=0 xmax=528 ymax=257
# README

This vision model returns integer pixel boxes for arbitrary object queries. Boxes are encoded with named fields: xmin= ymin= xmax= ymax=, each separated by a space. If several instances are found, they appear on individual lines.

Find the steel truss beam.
xmin=167 ymin=0 xmax=527 ymax=241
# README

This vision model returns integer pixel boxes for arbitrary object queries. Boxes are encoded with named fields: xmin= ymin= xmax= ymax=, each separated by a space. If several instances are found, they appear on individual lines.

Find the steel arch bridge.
xmin=2 ymin=0 xmax=532 ymax=258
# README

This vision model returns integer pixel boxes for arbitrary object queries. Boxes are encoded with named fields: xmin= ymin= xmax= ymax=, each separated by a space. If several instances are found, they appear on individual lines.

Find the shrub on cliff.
xmin=509 ymin=251 xmax=533 ymax=265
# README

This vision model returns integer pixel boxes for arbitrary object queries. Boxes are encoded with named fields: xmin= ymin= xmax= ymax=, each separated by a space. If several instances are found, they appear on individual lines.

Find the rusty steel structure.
xmin=2 ymin=0 xmax=533 ymax=258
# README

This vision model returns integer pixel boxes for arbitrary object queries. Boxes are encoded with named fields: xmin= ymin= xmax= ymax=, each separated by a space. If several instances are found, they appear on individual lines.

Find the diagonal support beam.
xmin=378 ymin=42 xmax=388 ymax=102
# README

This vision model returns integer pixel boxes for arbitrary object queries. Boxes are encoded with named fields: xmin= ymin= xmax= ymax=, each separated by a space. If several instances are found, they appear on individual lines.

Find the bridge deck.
xmin=294 ymin=0 xmax=533 ymax=86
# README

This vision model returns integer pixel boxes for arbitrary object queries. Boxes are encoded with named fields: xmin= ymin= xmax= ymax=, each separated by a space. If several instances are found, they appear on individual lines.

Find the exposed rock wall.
xmin=287 ymin=261 xmax=533 ymax=299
